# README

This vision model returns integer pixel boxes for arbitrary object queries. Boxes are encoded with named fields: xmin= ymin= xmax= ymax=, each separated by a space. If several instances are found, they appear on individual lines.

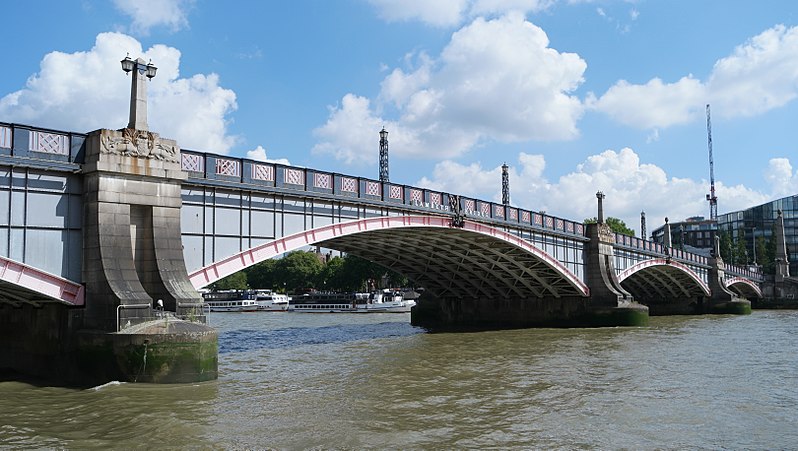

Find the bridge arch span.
xmin=189 ymin=215 xmax=589 ymax=300
xmin=617 ymin=258 xmax=711 ymax=300
xmin=0 ymin=256 xmax=85 ymax=307
xmin=725 ymin=277 xmax=762 ymax=299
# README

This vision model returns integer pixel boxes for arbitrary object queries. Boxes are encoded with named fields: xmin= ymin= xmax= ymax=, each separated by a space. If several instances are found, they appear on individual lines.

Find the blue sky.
xmin=1 ymin=0 xmax=797 ymax=232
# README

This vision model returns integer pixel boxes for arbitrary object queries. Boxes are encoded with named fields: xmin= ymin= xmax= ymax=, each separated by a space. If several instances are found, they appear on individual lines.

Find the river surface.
xmin=1 ymin=310 xmax=797 ymax=450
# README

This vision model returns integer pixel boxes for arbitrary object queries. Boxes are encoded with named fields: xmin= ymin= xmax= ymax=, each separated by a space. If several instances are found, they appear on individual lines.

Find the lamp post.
xmin=121 ymin=54 xmax=157 ymax=131
xmin=752 ymin=226 xmax=757 ymax=265
xmin=596 ymin=191 xmax=605 ymax=224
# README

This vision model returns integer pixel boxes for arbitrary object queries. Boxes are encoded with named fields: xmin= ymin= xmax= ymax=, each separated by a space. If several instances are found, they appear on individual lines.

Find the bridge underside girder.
xmin=317 ymin=226 xmax=585 ymax=300
xmin=0 ymin=280 xmax=62 ymax=308
xmin=620 ymin=264 xmax=709 ymax=302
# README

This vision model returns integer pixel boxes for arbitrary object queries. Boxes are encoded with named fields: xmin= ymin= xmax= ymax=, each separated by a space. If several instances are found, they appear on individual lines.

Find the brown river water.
xmin=1 ymin=310 xmax=797 ymax=449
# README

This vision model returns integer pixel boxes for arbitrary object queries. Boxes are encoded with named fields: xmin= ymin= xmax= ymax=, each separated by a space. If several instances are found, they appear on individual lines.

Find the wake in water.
xmin=90 ymin=380 xmax=124 ymax=391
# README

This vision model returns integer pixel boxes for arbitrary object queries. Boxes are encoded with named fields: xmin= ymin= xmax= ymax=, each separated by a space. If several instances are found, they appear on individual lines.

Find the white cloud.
xmin=417 ymin=147 xmax=774 ymax=233
xmin=765 ymin=158 xmax=798 ymax=197
xmin=113 ymin=0 xmax=193 ymax=34
xmin=0 ymin=32 xmax=239 ymax=154
xmin=314 ymin=14 xmax=586 ymax=164
xmin=246 ymin=145 xmax=291 ymax=165
xmin=592 ymin=25 xmax=798 ymax=129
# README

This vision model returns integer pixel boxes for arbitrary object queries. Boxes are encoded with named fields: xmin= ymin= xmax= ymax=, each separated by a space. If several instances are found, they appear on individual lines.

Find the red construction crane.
xmin=705 ymin=104 xmax=718 ymax=221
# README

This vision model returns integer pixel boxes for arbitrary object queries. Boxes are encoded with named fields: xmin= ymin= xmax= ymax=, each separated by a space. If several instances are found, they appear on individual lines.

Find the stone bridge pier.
xmin=74 ymin=127 xmax=217 ymax=384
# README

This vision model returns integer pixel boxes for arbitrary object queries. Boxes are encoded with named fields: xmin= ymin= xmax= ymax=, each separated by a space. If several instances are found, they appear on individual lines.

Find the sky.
xmin=1 ymin=0 xmax=798 ymax=234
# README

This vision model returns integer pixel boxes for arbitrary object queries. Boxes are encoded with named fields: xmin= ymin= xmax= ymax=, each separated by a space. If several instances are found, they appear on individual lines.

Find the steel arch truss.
xmin=189 ymin=215 xmax=589 ymax=299
xmin=725 ymin=277 xmax=762 ymax=299
xmin=0 ymin=256 xmax=85 ymax=307
xmin=617 ymin=258 xmax=711 ymax=300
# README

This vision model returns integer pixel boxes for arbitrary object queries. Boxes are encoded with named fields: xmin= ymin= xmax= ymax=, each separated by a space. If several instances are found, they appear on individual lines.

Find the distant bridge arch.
xmin=725 ymin=276 xmax=763 ymax=299
xmin=617 ymin=258 xmax=711 ymax=300
xmin=189 ymin=215 xmax=589 ymax=300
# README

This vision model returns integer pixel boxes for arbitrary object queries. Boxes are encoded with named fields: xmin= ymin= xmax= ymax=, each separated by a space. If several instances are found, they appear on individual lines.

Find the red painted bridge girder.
xmin=0 ymin=256 xmax=85 ymax=306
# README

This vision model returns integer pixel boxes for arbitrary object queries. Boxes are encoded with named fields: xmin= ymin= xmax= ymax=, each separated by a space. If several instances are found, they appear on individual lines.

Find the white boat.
xmin=203 ymin=298 xmax=258 ymax=312
xmin=202 ymin=290 xmax=259 ymax=312
xmin=288 ymin=290 xmax=415 ymax=313
xmin=358 ymin=290 xmax=417 ymax=313
xmin=253 ymin=290 xmax=290 ymax=312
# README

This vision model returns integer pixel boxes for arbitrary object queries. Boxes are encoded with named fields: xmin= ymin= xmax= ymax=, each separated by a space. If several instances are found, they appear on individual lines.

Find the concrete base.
xmin=704 ymin=298 xmax=752 ymax=315
xmin=76 ymin=320 xmax=217 ymax=385
xmin=410 ymin=295 xmax=649 ymax=330
xmin=0 ymin=303 xmax=217 ymax=387
xmin=641 ymin=298 xmax=704 ymax=316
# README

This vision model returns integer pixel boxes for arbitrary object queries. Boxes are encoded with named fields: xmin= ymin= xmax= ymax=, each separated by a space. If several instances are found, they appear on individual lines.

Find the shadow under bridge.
xmin=310 ymin=216 xmax=589 ymax=300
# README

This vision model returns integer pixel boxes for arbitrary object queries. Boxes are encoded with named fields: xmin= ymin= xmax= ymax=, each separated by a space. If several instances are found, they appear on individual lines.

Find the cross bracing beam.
xmin=188 ymin=215 xmax=589 ymax=299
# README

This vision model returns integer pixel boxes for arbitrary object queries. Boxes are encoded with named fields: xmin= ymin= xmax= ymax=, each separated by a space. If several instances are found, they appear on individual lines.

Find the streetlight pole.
xmin=120 ymin=55 xmax=157 ymax=131
xmin=752 ymin=226 xmax=757 ymax=265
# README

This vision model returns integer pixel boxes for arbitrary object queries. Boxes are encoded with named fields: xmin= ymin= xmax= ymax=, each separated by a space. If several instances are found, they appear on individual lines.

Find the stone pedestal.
xmin=82 ymin=128 xmax=204 ymax=330
xmin=706 ymin=256 xmax=751 ymax=315
xmin=76 ymin=128 xmax=217 ymax=384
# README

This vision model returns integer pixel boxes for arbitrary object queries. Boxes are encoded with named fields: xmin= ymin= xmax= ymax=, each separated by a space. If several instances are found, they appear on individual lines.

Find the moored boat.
xmin=288 ymin=290 xmax=415 ymax=313
xmin=253 ymin=289 xmax=290 ymax=311
xmin=202 ymin=290 xmax=259 ymax=312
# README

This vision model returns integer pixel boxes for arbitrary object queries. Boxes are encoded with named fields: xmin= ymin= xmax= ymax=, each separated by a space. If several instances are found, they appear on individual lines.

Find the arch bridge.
xmin=0 ymin=122 xmax=762 ymax=324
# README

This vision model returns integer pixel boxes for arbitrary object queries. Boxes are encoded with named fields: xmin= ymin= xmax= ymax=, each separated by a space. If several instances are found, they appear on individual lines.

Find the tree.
xmin=273 ymin=251 xmax=324 ymax=293
xmin=245 ymin=259 xmax=277 ymax=290
xmin=719 ymin=230 xmax=733 ymax=263
xmin=338 ymin=255 xmax=389 ymax=291
xmin=755 ymin=235 xmax=767 ymax=267
xmin=734 ymin=235 xmax=748 ymax=265
xmin=318 ymin=256 xmax=347 ymax=291
xmin=213 ymin=271 xmax=248 ymax=290
xmin=584 ymin=216 xmax=636 ymax=236
xmin=762 ymin=224 xmax=778 ymax=275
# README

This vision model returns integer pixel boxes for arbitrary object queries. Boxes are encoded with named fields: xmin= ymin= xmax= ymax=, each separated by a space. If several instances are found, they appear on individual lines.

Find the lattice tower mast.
xmin=379 ymin=127 xmax=389 ymax=182
xmin=501 ymin=163 xmax=509 ymax=205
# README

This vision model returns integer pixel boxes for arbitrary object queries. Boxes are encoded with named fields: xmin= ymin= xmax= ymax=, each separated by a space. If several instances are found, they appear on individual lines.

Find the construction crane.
xmin=705 ymin=104 xmax=718 ymax=221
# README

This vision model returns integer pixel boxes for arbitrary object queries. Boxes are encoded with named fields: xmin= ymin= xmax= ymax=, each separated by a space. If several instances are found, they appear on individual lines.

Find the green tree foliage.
xmin=213 ymin=271 xmax=248 ymax=290
xmin=718 ymin=230 xmax=734 ymax=263
xmin=584 ymin=216 xmax=636 ymax=236
xmin=755 ymin=235 xmax=767 ymax=267
xmin=734 ymin=231 xmax=748 ymax=265
xmin=245 ymin=259 xmax=277 ymax=290
xmin=273 ymin=251 xmax=324 ymax=293
xmin=240 ymin=252 xmax=411 ymax=293
xmin=762 ymin=224 xmax=778 ymax=275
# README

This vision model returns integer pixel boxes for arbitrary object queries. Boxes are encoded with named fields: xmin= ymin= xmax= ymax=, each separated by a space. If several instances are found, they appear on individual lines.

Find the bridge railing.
xmin=180 ymin=149 xmax=588 ymax=240
xmin=613 ymin=232 xmax=711 ymax=267
xmin=0 ymin=122 xmax=85 ymax=167
xmin=0 ymin=122 xmax=587 ymax=240
xmin=724 ymin=263 xmax=764 ymax=282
